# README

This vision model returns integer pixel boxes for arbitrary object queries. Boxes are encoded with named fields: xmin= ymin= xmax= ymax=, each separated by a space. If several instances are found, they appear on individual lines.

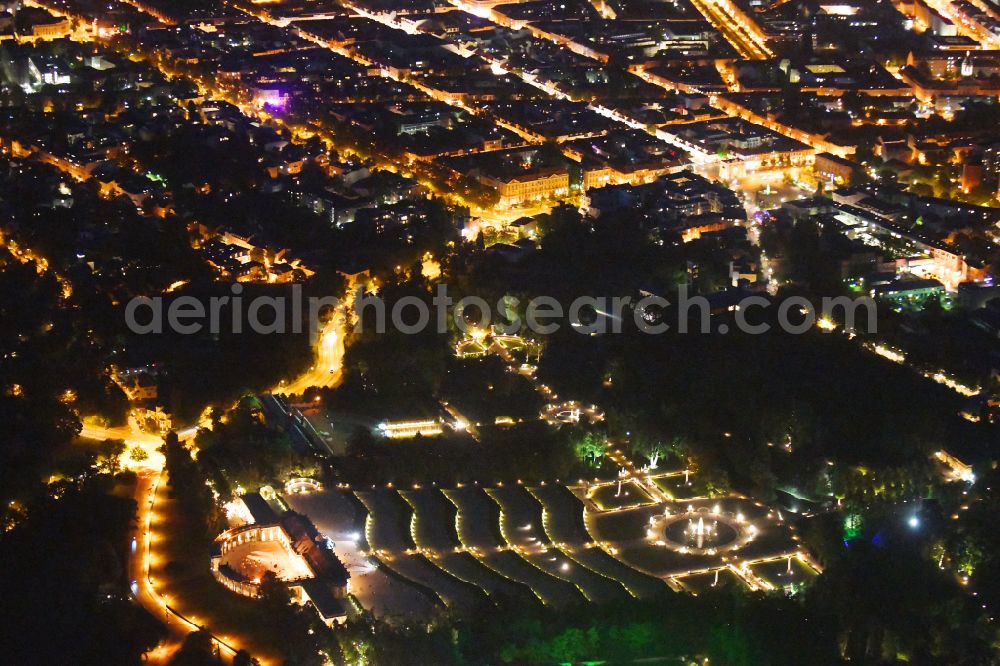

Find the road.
xmin=75 ymin=420 xmax=227 ymax=663
xmin=129 ymin=470 xmax=182 ymax=664
xmin=81 ymin=418 xmax=247 ymax=662
xmin=79 ymin=409 xmax=207 ymax=468
xmin=128 ymin=466 xmax=248 ymax=664
xmin=80 ymin=418 xmax=166 ymax=467
xmin=274 ymin=283 xmax=353 ymax=397
xmin=688 ymin=0 xmax=773 ymax=59
xmin=922 ymin=0 xmax=1000 ymax=48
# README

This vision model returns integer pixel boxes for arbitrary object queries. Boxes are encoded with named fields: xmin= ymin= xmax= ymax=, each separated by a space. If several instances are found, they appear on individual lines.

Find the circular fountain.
xmin=541 ymin=401 xmax=605 ymax=425
xmin=647 ymin=506 xmax=754 ymax=555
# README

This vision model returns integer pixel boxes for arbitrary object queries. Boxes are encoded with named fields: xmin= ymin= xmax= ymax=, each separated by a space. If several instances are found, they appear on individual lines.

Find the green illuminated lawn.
xmin=750 ymin=557 xmax=818 ymax=593
xmin=589 ymin=481 xmax=655 ymax=511
xmin=675 ymin=568 xmax=747 ymax=595
xmin=652 ymin=475 xmax=703 ymax=501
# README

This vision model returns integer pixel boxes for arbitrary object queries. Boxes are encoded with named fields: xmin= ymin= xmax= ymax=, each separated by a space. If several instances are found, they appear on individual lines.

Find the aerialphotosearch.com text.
xmin=125 ymin=283 xmax=877 ymax=341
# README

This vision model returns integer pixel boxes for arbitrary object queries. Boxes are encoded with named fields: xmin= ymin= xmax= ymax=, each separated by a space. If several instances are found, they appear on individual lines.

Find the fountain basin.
xmin=647 ymin=507 xmax=753 ymax=556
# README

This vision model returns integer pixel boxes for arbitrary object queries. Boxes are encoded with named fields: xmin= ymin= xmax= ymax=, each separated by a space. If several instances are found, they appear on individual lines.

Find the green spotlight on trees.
xmin=843 ymin=513 xmax=862 ymax=541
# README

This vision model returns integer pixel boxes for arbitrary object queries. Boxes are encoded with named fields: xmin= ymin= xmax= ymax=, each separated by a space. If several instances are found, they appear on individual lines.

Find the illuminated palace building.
xmin=211 ymin=491 xmax=350 ymax=626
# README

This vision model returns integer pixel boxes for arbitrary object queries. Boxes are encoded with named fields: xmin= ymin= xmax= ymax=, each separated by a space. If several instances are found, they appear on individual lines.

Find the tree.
xmin=232 ymin=650 xmax=260 ymax=666
xmin=169 ymin=630 xmax=219 ymax=666
xmin=0 ymin=477 xmax=165 ymax=664
xmin=256 ymin=573 xmax=325 ymax=666
xmin=956 ymin=538 xmax=984 ymax=577
xmin=811 ymin=538 xmax=991 ymax=663
xmin=747 ymin=454 xmax=778 ymax=501
xmin=97 ymin=438 xmax=127 ymax=474
xmin=691 ymin=467 xmax=731 ymax=498
xmin=347 ymin=426 xmax=377 ymax=460
xmin=633 ymin=435 xmax=685 ymax=469
xmin=573 ymin=432 xmax=605 ymax=468
xmin=194 ymin=398 xmax=309 ymax=493
xmin=160 ymin=431 xmax=219 ymax=540
xmin=258 ymin=571 xmax=292 ymax=615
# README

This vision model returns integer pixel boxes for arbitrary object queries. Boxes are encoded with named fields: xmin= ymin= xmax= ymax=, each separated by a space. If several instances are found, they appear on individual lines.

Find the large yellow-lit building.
xmin=481 ymin=167 xmax=570 ymax=208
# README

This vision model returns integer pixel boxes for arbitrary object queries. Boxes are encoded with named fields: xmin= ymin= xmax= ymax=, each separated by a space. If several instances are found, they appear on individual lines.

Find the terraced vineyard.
xmin=445 ymin=487 xmax=585 ymax=607
xmin=488 ymin=486 xmax=628 ymax=603
xmin=401 ymin=489 xmax=535 ymax=605
xmin=356 ymin=489 xmax=486 ymax=612
xmin=529 ymin=485 xmax=668 ymax=599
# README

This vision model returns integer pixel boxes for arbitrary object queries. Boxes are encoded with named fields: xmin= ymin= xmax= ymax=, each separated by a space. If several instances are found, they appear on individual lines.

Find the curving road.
xmin=274 ymin=283 xmax=353 ymax=397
